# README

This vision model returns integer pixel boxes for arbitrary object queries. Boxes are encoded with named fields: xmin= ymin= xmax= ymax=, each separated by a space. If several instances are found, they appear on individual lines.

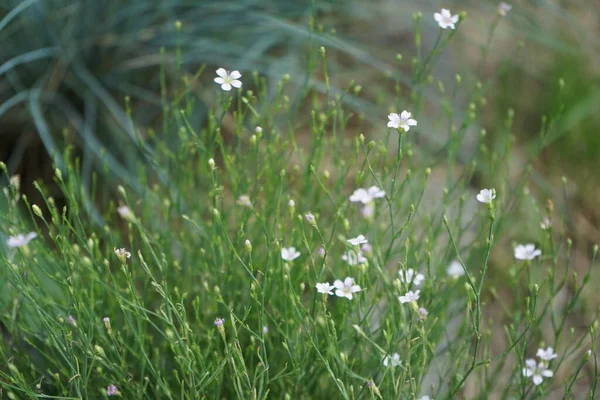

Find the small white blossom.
xmin=342 ymin=250 xmax=367 ymax=266
xmin=398 ymin=268 xmax=425 ymax=286
xmin=540 ymin=216 xmax=551 ymax=230
xmin=446 ymin=260 xmax=465 ymax=278
xmin=117 ymin=205 xmax=133 ymax=220
xmin=236 ymin=195 xmax=253 ymax=208
xmin=514 ymin=244 xmax=542 ymax=261
xmin=361 ymin=203 xmax=375 ymax=218
xmin=317 ymin=247 xmax=326 ymax=257
xmin=349 ymin=186 xmax=386 ymax=204
xmin=316 ymin=282 xmax=334 ymax=295
xmin=6 ymin=232 xmax=37 ymax=248
xmin=281 ymin=247 xmax=301 ymax=261
xmin=361 ymin=243 xmax=372 ymax=254
xmin=398 ymin=290 xmax=420 ymax=304
xmin=476 ymin=188 xmax=496 ymax=204
xmin=114 ymin=247 xmax=131 ymax=261
xmin=214 ymin=68 xmax=242 ymax=91
xmin=382 ymin=353 xmax=402 ymax=367
xmin=262 ymin=325 xmax=269 ymax=334
xmin=419 ymin=397 xmax=431 ymax=400
xmin=387 ymin=111 xmax=417 ymax=131
xmin=498 ymin=2 xmax=512 ymax=16
xmin=522 ymin=358 xmax=553 ymax=385
xmin=333 ymin=277 xmax=361 ymax=300
xmin=537 ymin=347 xmax=557 ymax=361
xmin=418 ymin=307 xmax=429 ymax=320
xmin=347 ymin=235 xmax=368 ymax=246
xmin=255 ymin=126 xmax=263 ymax=133
xmin=434 ymin=9 xmax=459 ymax=30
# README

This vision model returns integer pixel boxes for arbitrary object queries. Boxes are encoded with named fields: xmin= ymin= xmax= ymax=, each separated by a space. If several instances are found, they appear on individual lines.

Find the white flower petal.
xmin=216 ymin=68 xmax=228 ymax=78
xmin=230 ymin=70 xmax=241 ymax=79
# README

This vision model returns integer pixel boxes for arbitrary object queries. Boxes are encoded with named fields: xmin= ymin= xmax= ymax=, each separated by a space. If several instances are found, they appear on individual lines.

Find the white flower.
xmin=476 ymin=188 xmax=496 ymax=204
xmin=117 ymin=205 xmax=134 ymax=220
xmin=446 ymin=260 xmax=465 ymax=278
xmin=349 ymin=186 xmax=386 ymax=204
xmin=522 ymin=358 xmax=553 ymax=385
xmin=387 ymin=111 xmax=417 ymax=131
xmin=262 ymin=325 xmax=269 ymax=334
xmin=540 ymin=216 xmax=551 ymax=230
xmin=6 ymin=232 xmax=37 ymax=248
xmin=214 ymin=68 xmax=242 ymax=91
xmin=114 ymin=248 xmax=131 ymax=263
xmin=398 ymin=290 xmax=420 ymax=304
xmin=236 ymin=195 xmax=253 ymax=208
xmin=398 ymin=268 xmax=425 ymax=286
xmin=316 ymin=282 xmax=334 ymax=295
xmin=434 ymin=9 xmax=459 ymax=30
xmin=419 ymin=397 xmax=431 ymax=400
xmin=418 ymin=307 xmax=429 ymax=320
xmin=288 ymin=199 xmax=295 ymax=207
xmin=498 ymin=2 xmax=512 ymax=16
xmin=514 ymin=244 xmax=542 ymax=261
xmin=361 ymin=243 xmax=372 ymax=254
xmin=537 ymin=347 xmax=557 ymax=361
xmin=382 ymin=353 xmax=401 ymax=367
xmin=255 ymin=126 xmax=263 ymax=133
xmin=347 ymin=235 xmax=368 ymax=246
xmin=342 ymin=250 xmax=367 ymax=266
xmin=281 ymin=247 xmax=301 ymax=261
xmin=333 ymin=277 xmax=361 ymax=300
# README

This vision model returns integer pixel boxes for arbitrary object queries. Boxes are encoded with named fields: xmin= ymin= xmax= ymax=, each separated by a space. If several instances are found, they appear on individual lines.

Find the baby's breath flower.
xmin=434 ymin=9 xmax=459 ymax=30
xmin=236 ymin=195 xmax=253 ymax=208
xmin=214 ymin=68 xmax=242 ymax=91
xmin=349 ymin=186 xmax=385 ymax=204
xmin=214 ymin=317 xmax=225 ymax=327
xmin=498 ymin=2 xmax=512 ymax=16
xmin=114 ymin=247 xmax=131 ymax=263
xmin=262 ymin=325 xmax=269 ymax=334
xmin=305 ymin=212 xmax=317 ymax=226
xmin=107 ymin=384 xmax=118 ymax=396
xmin=316 ymin=282 xmax=334 ymax=295
xmin=476 ymin=188 xmax=496 ymax=204
xmin=537 ymin=347 xmax=557 ymax=361
xmin=514 ymin=244 xmax=541 ymax=261
xmin=398 ymin=290 xmax=420 ymax=304
xmin=117 ymin=205 xmax=133 ymax=220
xmin=361 ymin=243 xmax=372 ymax=254
xmin=418 ymin=307 xmax=429 ymax=320
xmin=281 ymin=247 xmax=301 ymax=261
xmin=317 ymin=247 xmax=326 ymax=257
xmin=361 ymin=203 xmax=375 ymax=218
xmin=446 ymin=260 xmax=465 ymax=278
xmin=103 ymin=317 xmax=112 ymax=334
xmin=382 ymin=353 xmax=401 ymax=367
xmin=333 ymin=277 xmax=361 ymax=300
xmin=347 ymin=235 xmax=368 ymax=246
xmin=342 ymin=250 xmax=367 ymax=266
xmin=6 ymin=232 xmax=37 ymax=248
xmin=398 ymin=268 xmax=425 ymax=286
xmin=540 ymin=216 xmax=551 ymax=230
xmin=387 ymin=111 xmax=417 ymax=131
xmin=255 ymin=126 xmax=263 ymax=133
xmin=288 ymin=199 xmax=295 ymax=207
xmin=67 ymin=315 xmax=76 ymax=325
xmin=522 ymin=359 xmax=553 ymax=385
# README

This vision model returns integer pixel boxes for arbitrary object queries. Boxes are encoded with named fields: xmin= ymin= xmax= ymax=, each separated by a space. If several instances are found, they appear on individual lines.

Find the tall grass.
xmin=1 ymin=1 xmax=599 ymax=399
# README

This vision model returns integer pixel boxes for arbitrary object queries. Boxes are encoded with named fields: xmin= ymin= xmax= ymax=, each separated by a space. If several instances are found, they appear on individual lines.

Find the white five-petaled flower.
xmin=214 ymin=68 xmax=242 ymax=91
xmin=281 ymin=247 xmax=301 ymax=261
xmin=382 ymin=353 xmax=402 ymax=367
xmin=434 ymin=9 xmax=459 ymax=30
xmin=342 ymin=250 xmax=367 ymax=266
xmin=114 ymin=248 xmax=131 ymax=261
xmin=398 ymin=290 xmax=421 ymax=304
xmin=498 ymin=2 xmax=512 ymax=16
xmin=347 ymin=235 xmax=368 ymax=246
xmin=476 ymin=188 xmax=496 ymax=204
xmin=236 ymin=195 xmax=253 ymax=208
xmin=522 ymin=358 xmax=553 ymax=385
xmin=316 ymin=282 xmax=334 ymax=295
xmin=349 ymin=186 xmax=386 ymax=204
xmin=446 ymin=260 xmax=465 ymax=278
xmin=398 ymin=268 xmax=425 ymax=286
xmin=537 ymin=347 xmax=558 ymax=361
xmin=6 ymin=232 xmax=37 ymax=248
xmin=387 ymin=111 xmax=417 ymax=132
xmin=333 ymin=277 xmax=361 ymax=300
xmin=514 ymin=244 xmax=542 ymax=261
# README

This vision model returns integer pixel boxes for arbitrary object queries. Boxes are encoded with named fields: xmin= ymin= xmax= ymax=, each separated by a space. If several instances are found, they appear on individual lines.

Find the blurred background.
xmin=0 ymin=0 xmax=599 ymax=394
